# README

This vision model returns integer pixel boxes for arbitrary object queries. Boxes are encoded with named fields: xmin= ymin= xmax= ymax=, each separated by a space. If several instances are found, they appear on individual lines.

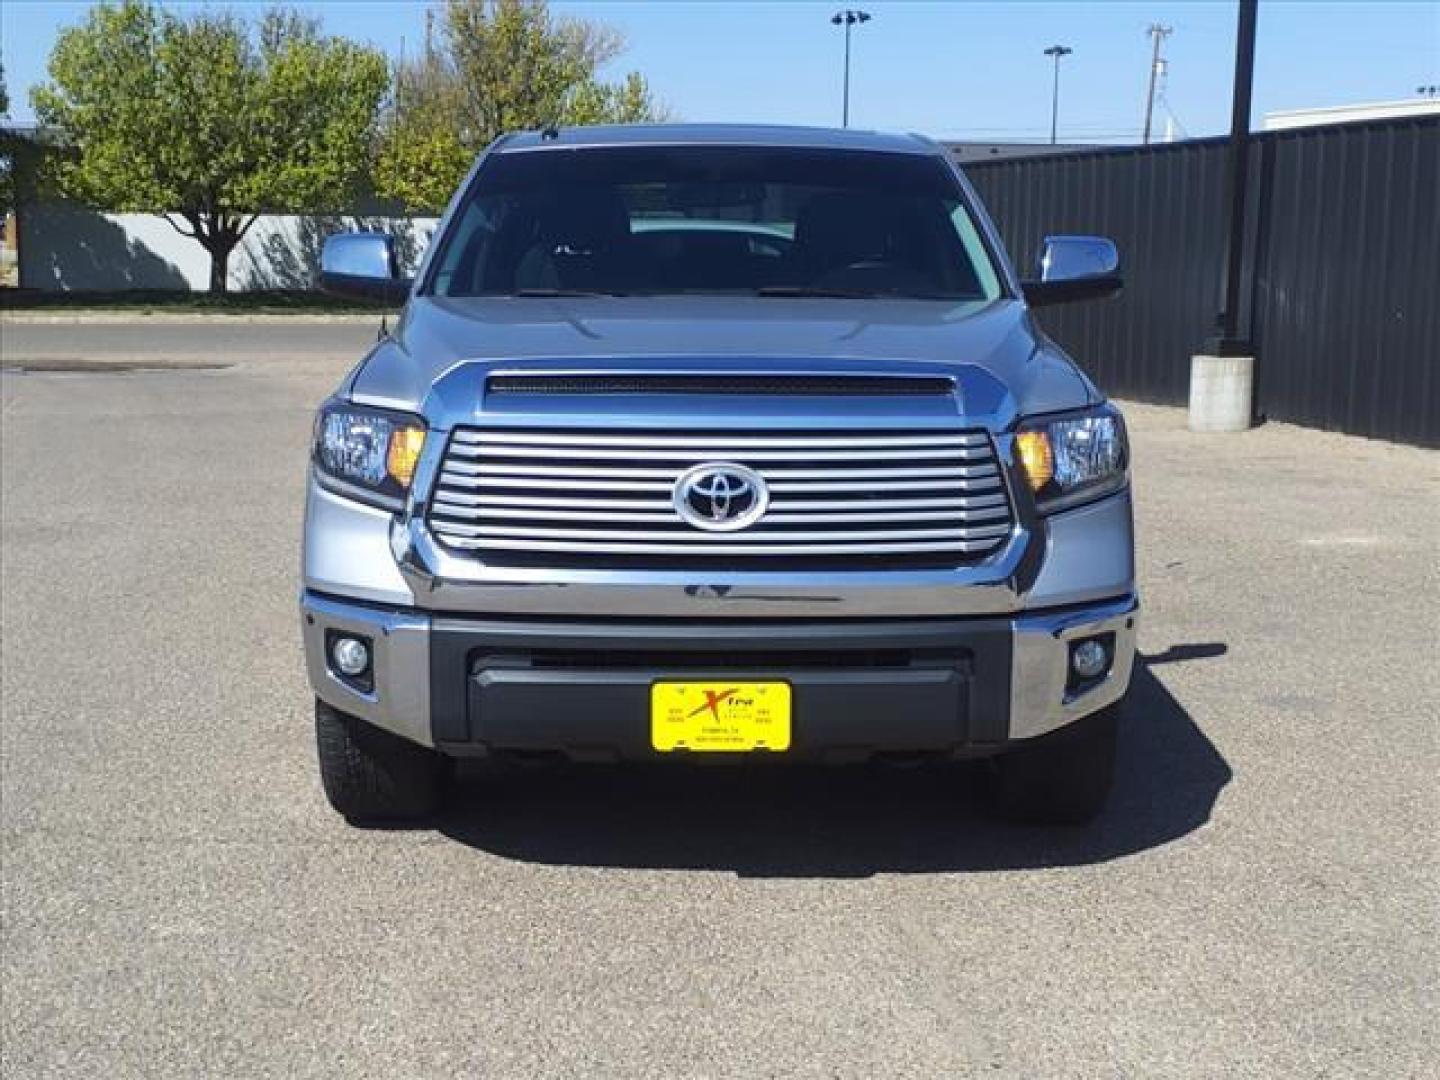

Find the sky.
xmin=3 ymin=1 xmax=1437 ymax=143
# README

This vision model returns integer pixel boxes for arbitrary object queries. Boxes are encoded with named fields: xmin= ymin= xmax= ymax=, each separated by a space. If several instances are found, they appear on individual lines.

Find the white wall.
xmin=17 ymin=204 xmax=438 ymax=292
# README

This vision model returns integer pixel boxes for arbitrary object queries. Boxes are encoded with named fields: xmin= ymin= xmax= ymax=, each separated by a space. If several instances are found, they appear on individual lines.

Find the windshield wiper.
xmin=509 ymin=288 xmax=628 ymax=298
xmin=754 ymin=286 xmax=880 ymax=299
xmin=757 ymin=286 xmax=974 ymax=301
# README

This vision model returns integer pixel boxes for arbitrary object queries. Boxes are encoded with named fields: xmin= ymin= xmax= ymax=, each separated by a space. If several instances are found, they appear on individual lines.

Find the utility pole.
xmin=1142 ymin=23 xmax=1173 ymax=145
xmin=1209 ymin=0 xmax=1259 ymax=355
xmin=1044 ymin=45 xmax=1073 ymax=145
xmin=831 ymin=10 xmax=871 ymax=128
xmin=396 ymin=35 xmax=406 ymax=115
xmin=1189 ymin=0 xmax=1259 ymax=434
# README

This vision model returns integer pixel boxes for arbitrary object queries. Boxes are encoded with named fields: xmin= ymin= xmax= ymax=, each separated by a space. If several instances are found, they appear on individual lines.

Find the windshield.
xmin=428 ymin=145 xmax=1004 ymax=301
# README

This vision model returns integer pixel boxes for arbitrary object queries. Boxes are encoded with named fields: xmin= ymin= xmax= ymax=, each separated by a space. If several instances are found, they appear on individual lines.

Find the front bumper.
xmin=301 ymin=590 xmax=1138 ymax=756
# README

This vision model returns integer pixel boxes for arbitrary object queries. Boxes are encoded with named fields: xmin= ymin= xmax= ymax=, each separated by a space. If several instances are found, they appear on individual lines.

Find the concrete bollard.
xmin=1188 ymin=354 xmax=1254 ymax=432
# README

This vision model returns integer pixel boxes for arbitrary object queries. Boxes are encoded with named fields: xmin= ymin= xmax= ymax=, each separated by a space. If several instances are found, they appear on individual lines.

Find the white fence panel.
xmin=17 ymin=203 xmax=438 ymax=292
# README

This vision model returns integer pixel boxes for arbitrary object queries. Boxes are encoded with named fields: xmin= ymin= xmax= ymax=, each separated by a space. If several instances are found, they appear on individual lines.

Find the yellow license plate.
xmin=651 ymin=682 xmax=791 ymax=752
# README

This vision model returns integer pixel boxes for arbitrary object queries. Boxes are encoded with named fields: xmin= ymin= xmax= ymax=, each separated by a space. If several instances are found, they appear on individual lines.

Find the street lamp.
xmin=1043 ymin=44 xmax=1073 ymax=145
xmin=831 ymin=10 xmax=871 ymax=128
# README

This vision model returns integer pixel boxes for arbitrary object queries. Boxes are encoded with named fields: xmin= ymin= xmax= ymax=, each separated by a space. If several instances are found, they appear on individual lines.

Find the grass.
xmin=0 ymin=288 xmax=380 ymax=314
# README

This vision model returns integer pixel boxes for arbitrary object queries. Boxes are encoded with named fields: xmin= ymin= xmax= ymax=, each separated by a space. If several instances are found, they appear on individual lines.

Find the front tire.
xmin=314 ymin=699 xmax=450 ymax=824
xmin=986 ymin=703 xmax=1119 ymax=824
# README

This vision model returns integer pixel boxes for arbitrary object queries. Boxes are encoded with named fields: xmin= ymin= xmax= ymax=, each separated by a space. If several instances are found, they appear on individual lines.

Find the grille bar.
xmin=432 ymin=536 xmax=1006 ymax=556
xmin=431 ymin=521 xmax=1014 ymax=541
xmin=446 ymin=444 xmax=995 ymax=463
xmin=431 ymin=492 xmax=1010 ymax=513
xmin=439 ymin=474 xmax=1002 ymax=495
xmin=440 ymin=461 xmax=999 ymax=481
xmin=428 ymin=426 xmax=1015 ymax=568
xmin=453 ymin=431 xmax=990 ymax=450
xmin=434 ymin=507 xmax=1007 ymax=525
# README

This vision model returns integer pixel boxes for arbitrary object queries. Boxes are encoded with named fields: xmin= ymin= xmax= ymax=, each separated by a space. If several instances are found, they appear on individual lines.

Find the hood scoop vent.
xmin=486 ymin=373 xmax=956 ymax=397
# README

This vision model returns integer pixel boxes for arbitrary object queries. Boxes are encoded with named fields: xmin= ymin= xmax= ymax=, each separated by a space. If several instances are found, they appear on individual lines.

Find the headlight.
xmin=1014 ymin=404 xmax=1128 ymax=513
xmin=312 ymin=399 xmax=427 ymax=510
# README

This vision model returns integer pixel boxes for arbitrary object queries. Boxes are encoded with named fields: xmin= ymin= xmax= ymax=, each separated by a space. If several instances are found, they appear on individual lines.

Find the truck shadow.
xmin=439 ymin=653 xmax=1231 ymax=877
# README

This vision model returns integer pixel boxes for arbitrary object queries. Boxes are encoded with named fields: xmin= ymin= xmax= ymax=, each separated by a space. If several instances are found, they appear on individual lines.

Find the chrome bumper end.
xmin=300 ymin=592 xmax=434 ymax=747
xmin=1009 ymin=594 xmax=1139 ymax=740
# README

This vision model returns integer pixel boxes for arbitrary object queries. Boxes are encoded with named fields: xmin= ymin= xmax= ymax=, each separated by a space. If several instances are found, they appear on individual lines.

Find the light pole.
xmin=1043 ymin=45 xmax=1072 ymax=145
xmin=830 ymin=10 xmax=871 ymax=128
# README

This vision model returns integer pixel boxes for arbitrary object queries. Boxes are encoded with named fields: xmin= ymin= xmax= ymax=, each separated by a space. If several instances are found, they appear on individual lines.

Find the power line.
xmin=1151 ymin=42 xmax=1189 ymax=142
xmin=1159 ymin=96 xmax=1191 ymax=141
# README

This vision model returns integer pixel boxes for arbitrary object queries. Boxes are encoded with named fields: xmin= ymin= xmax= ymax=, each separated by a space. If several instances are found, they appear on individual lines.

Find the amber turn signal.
xmin=1015 ymin=430 xmax=1054 ymax=491
xmin=386 ymin=427 xmax=426 ymax=487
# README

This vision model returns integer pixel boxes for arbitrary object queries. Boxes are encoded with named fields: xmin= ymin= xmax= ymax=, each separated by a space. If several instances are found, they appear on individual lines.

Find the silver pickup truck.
xmin=303 ymin=124 xmax=1136 ymax=826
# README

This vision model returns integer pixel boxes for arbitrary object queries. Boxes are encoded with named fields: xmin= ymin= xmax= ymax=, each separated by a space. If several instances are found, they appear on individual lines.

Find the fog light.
xmin=331 ymin=636 xmax=370 ymax=677
xmin=1070 ymin=639 xmax=1110 ymax=681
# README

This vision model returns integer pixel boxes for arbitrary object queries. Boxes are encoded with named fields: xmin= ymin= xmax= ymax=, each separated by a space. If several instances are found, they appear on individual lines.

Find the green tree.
xmin=376 ymin=0 xmax=665 ymax=212
xmin=32 ymin=2 xmax=389 ymax=291
xmin=1 ymin=61 xmax=12 ymax=217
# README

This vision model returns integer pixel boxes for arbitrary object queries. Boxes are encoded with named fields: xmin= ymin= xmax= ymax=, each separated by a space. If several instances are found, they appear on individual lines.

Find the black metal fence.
xmin=964 ymin=116 xmax=1439 ymax=447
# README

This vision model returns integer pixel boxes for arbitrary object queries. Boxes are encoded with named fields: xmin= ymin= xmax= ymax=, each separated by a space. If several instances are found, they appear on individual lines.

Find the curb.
xmin=0 ymin=310 xmax=384 ymax=326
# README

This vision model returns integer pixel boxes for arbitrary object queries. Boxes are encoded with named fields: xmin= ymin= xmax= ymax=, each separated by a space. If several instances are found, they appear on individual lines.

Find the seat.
xmin=792 ymin=192 xmax=895 ymax=276
xmin=790 ymin=192 xmax=943 ymax=294
xmin=514 ymin=188 xmax=636 ymax=292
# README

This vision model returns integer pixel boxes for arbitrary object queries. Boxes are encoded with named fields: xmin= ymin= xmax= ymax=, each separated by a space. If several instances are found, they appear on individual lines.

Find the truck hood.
xmin=349 ymin=295 xmax=1097 ymax=429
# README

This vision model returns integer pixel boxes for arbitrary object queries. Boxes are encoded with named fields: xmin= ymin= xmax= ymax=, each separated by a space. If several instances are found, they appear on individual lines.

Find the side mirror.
xmin=1021 ymin=235 xmax=1122 ymax=307
xmin=319 ymin=232 xmax=411 ymax=303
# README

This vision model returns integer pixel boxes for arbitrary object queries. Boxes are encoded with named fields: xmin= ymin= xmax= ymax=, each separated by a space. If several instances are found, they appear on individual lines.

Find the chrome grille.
xmin=427 ymin=428 xmax=1015 ymax=566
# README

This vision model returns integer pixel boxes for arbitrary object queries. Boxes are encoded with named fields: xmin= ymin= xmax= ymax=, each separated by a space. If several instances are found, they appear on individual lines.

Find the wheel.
xmin=314 ymin=699 xmax=450 ymax=824
xmin=986 ymin=703 xmax=1119 ymax=825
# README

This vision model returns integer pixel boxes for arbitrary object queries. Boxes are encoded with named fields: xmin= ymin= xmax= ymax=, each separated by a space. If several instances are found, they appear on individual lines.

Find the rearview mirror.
xmin=319 ymin=233 xmax=412 ymax=303
xmin=1021 ymin=235 xmax=1122 ymax=307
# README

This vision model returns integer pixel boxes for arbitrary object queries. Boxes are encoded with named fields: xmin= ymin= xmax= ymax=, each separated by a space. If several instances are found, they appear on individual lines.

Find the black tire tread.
xmin=987 ymin=703 xmax=1119 ymax=825
xmin=314 ymin=699 xmax=447 ymax=823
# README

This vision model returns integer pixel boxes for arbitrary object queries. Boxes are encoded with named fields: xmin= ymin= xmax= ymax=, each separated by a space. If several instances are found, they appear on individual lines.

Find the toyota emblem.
xmin=672 ymin=462 xmax=769 ymax=532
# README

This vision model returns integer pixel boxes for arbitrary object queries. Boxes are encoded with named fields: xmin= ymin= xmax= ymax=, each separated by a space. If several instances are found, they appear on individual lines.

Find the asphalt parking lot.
xmin=2 ymin=318 xmax=1436 ymax=1078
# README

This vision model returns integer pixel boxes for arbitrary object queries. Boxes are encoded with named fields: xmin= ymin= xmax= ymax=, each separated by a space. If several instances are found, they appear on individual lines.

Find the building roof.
xmin=1262 ymin=98 xmax=1440 ymax=131
xmin=497 ymin=123 xmax=942 ymax=156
